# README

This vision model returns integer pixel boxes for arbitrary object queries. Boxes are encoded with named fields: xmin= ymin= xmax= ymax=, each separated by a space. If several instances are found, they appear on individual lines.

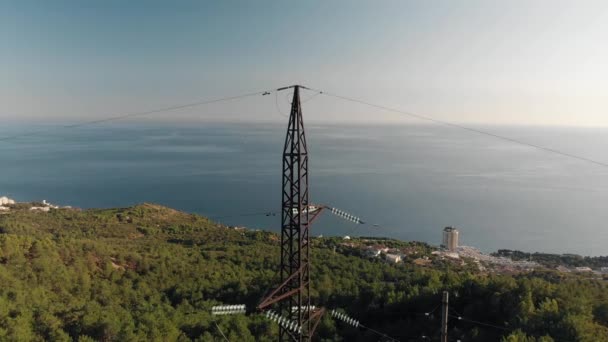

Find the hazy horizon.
xmin=6 ymin=117 xmax=608 ymax=129
xmin=2 ymin=1 xmax=608 ymax=127
xmin=2 ymin=123 xmax=608 ymax=256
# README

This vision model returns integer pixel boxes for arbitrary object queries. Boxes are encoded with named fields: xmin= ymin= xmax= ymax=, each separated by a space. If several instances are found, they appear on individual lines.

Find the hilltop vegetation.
xmin=0 ymin=204 xmax=607 ymax=341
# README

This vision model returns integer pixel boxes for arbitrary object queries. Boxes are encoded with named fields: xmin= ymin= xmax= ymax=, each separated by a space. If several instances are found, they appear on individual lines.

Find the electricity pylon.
xmin=258 ymin=85 xmax=325 ymax=341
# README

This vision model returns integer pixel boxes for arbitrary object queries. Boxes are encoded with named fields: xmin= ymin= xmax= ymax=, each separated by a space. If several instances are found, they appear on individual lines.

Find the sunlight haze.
xmin=2 ymin=0 xmax=607 ymax=126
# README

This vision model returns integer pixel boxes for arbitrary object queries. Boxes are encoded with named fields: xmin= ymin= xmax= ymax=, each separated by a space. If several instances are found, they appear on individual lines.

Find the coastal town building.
xmin=364 ymin=247 xmax=381 ymax=258
xmin=575 ymin=267 xmax=593 ymax=273
xmin=601 ymin=267 xmax=608 ymax=274
xmin=29 ymin=199 xmax=63 ymax=212
xmin=42 ymin=200 xmax=59 ymax=209
xmin=364 ymin=245 xmax=389 ymax=258
xmin=444 ymin=252 xmax=459 ymax=259
xmin=454 ymin=246 xmax=539 ymax=270
xmin=401 ymin=246 xmax=419 ymax=256
xmin=385 ymin=254 xmax=402 ymax=264
xmin=413 ymin=257 xmax=432 ymax=266
xmin=0 ymin=196 xmax=15 ymax=205
xmin=441 ymin=226 xmax=459 ymax=251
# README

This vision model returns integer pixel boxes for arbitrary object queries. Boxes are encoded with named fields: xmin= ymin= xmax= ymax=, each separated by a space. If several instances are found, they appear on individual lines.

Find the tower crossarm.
xmin=305 ymin=307 xmax=326 ymax=338
xmin=258 ymin=266 xmax=307 ymax=311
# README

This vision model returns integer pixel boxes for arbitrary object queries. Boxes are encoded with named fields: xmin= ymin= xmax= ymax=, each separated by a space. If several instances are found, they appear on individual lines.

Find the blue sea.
xmin=1 ymin=122 xmax=608 ymax=256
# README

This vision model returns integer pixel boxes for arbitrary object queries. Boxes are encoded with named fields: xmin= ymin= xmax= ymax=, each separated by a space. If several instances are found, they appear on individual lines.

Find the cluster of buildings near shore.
xmin=0 ymin=196 xmax=15 ymax=205
xmin=348 ymin=226 xmax=541 ymax=272
xmin=433 ymin=226 xmax=608 ymax=274
xmin=0 ymin=196 xmax=16 ymax=212
xmin=556 ymin=265 xmax=608 ymax=275
xmin=3 ymin=194 xmax=607 ymax=277
xmin=0 ymin=196 xmax=71 ymax=213
xmin=346 ymin=226 xmax=608 ymax=276
xmin=361 ymin=244 xmax=405 ymax=264
xmin=435 ymin=226 xmax=539 ymax=272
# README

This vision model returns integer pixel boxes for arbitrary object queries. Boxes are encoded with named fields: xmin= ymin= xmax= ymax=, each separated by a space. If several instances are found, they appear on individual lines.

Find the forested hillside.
xmin=0 ymin=204 xmax=607 ymax=341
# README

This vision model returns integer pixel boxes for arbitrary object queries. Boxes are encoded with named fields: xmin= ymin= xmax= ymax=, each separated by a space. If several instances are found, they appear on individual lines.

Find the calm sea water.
xmin=1 ymin=122 xmax=608 ymax=256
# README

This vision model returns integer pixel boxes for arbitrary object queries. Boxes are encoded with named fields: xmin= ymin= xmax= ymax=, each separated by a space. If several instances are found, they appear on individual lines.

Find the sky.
xmin=2 ymin=0 xmax=608 ymax=126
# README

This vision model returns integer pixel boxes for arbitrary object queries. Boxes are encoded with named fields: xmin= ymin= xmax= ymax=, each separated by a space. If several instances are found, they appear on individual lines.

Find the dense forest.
xmin=1 ymin=204 xmax=607 ymax=341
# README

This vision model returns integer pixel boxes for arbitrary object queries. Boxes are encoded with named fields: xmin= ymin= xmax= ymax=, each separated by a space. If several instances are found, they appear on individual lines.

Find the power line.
xmin=0 ymin=89 xmax=273 ymax=142
xmin=274 ymin=88 xmax=321 ymax=118
xmin=448 ymin=309 xmax=571 ymax=342
xmin=214 ymin=322 xmax=230 ymax=342
xmin=274 ymin=91 xmax=289 ymax=118
xmin=313 ymin=89 xmax=608 ymax=169
xmin=331 ymin=309 xmax=400 ymax=342
xmin=210 ymin=211 xmax=277 ymax=220
xmin=359 ymin=323 xmax=400 ymax=342
xmin=302 ymin=91 xmax=321 ymax=103
xmin=5 ymin=84 xmax=606 ymax=170
xmin=449 ymin=314 xmax=508 ymax=331
xmin=344 ymin=220 xmax=389 ymax=239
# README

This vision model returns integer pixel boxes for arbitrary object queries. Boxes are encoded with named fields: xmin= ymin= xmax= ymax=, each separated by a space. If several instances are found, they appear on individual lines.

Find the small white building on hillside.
xmin=385 ymin=254 xmax=402 ymax=264
xmin=365 ymin=247 xmax=382 ymax=258
xmin=0 ymin=197 xmax=15 ymax=205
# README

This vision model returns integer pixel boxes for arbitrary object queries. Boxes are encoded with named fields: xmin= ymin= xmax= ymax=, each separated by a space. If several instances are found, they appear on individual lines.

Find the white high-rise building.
xmin=442 ymin=227 xmax=459 ymax=251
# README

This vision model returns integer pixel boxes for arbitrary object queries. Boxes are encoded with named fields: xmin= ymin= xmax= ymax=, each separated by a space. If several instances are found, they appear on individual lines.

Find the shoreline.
xmin=2 ymin=196 xmax=608 ymax=263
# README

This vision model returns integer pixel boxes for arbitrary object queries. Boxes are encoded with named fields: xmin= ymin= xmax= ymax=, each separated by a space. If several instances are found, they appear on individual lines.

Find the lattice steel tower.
xmin=280 ymin=85 xmax=310 ymax=341
xmin=257 ymin=85 xmax=325 ymax=341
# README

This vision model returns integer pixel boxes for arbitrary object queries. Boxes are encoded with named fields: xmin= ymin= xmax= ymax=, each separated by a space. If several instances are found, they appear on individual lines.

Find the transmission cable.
xmin=302 ymin=91 xmax=321 ymax=103
xmin=214 ymin=322 xmax=230 ymax=342
xmin=448 ymin=308 xmax=571 ymax=342
xmin=274 ymin=91 xmax=289 ymax=118
xmin=449 ymin=314 xmax=509 ymax=331
xmin=0 ymin=89 xmax=274 ymax=142
xmin=359 ymin=323 xmax=400 ymax=342
xmin=308 ymin=88 xmax=608 ymax=169
xmin=210 ymin=211 xmax=277 ymax=220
